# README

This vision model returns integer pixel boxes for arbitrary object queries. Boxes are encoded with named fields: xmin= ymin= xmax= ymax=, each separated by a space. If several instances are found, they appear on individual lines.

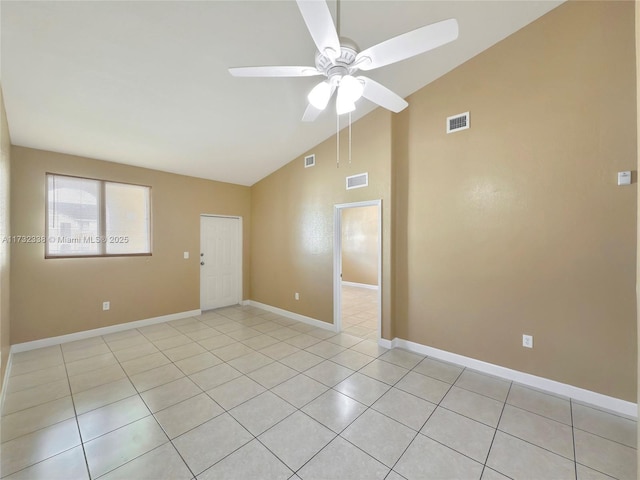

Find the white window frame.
xmin=45 ymin=173 xmax=152 ymax=258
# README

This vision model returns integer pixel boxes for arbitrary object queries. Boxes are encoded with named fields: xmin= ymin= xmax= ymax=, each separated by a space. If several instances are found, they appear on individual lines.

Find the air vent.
xmin=304 ymin=154 xmax=315 ymax=168
xmin=447 ymin=112 xmax=470 ymax=133
xmin=346 ymin=172 xmax=368 ymax=190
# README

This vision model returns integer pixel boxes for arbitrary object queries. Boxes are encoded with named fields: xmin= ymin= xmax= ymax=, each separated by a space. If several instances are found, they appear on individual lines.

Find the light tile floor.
xmin=341 ymin=285 xmax=378 ymax=340
xmin=1 ymin=305 xmax=637 ymax=479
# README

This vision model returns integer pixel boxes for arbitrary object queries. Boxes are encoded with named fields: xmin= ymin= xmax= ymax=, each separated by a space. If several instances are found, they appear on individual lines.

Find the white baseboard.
xmin=341 ymin=281 xmax=378 ymax=290
xmin=381 ymin=337 xmax=636 ymax=418
xmin=10 ymin=309 xmax=202 ymax=354
xmin=246 ymin=300 xmax=337 ymax=332
xmin=1 ymin=352 xmax=13 ymax=414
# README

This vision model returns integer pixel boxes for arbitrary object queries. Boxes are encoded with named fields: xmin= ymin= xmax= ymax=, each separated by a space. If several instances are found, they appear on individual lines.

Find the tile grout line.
xmin=570 ymin=398 xmax=578 ymax=480
xmin=61 ymin=344 xmax=92 ymax=480
xmin=479 ymin=381 xmax=512 ymax=479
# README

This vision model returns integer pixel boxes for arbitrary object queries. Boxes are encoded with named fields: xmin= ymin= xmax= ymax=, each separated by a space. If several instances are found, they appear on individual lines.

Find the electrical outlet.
xmin=294 ymin=292 xmax=300 ymax=300
xmin=103 ymin=301 xmax=110 ymax=311
xmin=183 ymin=252 xmax=189 ymax=259
xmin=522 ymin=334 xmax=533 ymax=348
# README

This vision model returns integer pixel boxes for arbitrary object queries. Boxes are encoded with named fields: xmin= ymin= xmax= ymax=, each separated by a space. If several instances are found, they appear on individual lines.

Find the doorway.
xmin=200 ymin=215 xmax=242 ymax=311
xmin=333 ymin=200 xmax=382 ymax=339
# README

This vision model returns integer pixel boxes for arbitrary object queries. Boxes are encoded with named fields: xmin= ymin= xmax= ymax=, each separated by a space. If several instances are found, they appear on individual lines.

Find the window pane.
xmin=47 ymin=175 xmax=101 ymax=256
xmin=105 ymin=182 xmax=150 ymax=254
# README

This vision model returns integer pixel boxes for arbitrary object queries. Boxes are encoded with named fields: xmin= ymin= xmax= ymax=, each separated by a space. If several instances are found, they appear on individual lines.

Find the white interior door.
xmin=200 ymin=215 xmax=241 ymax=311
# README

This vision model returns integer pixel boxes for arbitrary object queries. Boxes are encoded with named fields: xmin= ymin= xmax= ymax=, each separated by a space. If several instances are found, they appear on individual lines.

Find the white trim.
xmin=10 ymin=309 xmax=201 ymax=353
xmin=378 ymin=338 xmax=394 ymax=350
xmin=341 ymin=281 xmax=378 ymax=290
xmin=390 ymin=337 xmax=636 ymax=418
xmin=1 ymin=352 xmax=13 ymax=414
xmin=333 ymin=200 xmax=382 ymax=341
xmin=246 ymin=300 xmax=337 ymax=332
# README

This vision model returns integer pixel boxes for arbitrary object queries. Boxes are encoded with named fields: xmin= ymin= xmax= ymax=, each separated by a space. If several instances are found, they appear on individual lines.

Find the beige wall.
xmin=0 ymin=87 xmax=11 ymax=389
xmin=635 ymin=0 xmax=640 ymax=456
xmin=341 ymin=206 xmax=378 ymax=286
xmin=394 ymin=0 xmax=637 ymax=401
xmin=11 ymin=147 xmax=251 ymax=344
xmin=251 ymin=109 xmax=393 ymax=337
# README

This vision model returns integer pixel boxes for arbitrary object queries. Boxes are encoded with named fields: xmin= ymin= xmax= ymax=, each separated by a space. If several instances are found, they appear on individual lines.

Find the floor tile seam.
xmin=574 ymin=461 xmax=619 ymax=479
xmin=154 ymin=400 xmax=226 ymax=443
xmin=10 ymin=347 xmax=63 ymax=365
xmin=292 ymin=426 xmax=385 ymax=477
xmin=256 ymin=409 xmax=340 ymax=471
xmin=2 ymin=362 xmax=78 ymax=442
xmin=62 ymin=353 xmax=92 ymax=480
xmin=502 ymin=402 xmax=575 ymax=429
xmin=381 ymin=378 xmax=451 ymax=474
xmin=309 ymin=388 xmax=370 ymax=435
xmin=367 ymin=401 xmax=432 ymax=433
xmin=144 ymin=383 xmax=204 ymax=415
xmin=417 ymin=429 xmax=490 ymax=468
xmin=571 ymin=424 xmax=638 ymax=450
xmin=7 ymin=361 xmax=66 ymax=379
xmin=199 ymin=435 xmax=294 ymax=480
xmin=570 ymin=398 xmax=578 ymax=480
xmin=0 ymin=411 xmax=79 ymax=445
xmin=107 ymin=336 xmax=171 ymax=366
xmin=0 ymin=443 xmax=85 ymax=480
xmin=503 ymin=399 xmax=572 ymax=426
xmin=80 ymin=411 xmax=157 ymax=444
xmin=495 ymin=428 xmax=580 ymax=464
xmin=416 ymin=357 xmax=466 ymax=384
xmin=435 ymin=403 xmax=504 ymax=430
xmin=163 ymin=349 xmax=218 ymax=365
xmin=90 ymin=438 xmax=175 ymax=480
xmin=353 ymin=363 xmax=411 ymax=387
xmin=267 ymin=381 xmax=328 ymax=411
xmin=62 ymin=348 xmax=119 ymax=367
xmin=3 ymin=372 xmax=71 ymax=397
xmin=298 ymin=363 xmax=357 ymax=389
xmin=203 ymin=377 xmax=268 ymax=409
xmin=480 ymin=381 xmax=512 ymax=479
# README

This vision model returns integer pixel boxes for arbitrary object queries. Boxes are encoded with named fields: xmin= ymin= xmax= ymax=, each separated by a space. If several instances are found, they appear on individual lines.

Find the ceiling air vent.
xmin=304 ymin=154 xmax=315 ymax=168
xmin=447 ymin=112 xmax=470 ymax=133
xmin=346 ymin=172 xmax=368 ymax=190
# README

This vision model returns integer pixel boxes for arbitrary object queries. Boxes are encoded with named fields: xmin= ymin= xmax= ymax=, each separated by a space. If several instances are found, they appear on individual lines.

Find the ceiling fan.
xmin=229 ymin=0 xmax=459 ymax=121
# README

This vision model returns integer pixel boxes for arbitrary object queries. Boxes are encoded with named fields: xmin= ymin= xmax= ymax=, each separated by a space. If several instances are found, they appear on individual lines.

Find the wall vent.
xmin=447 ymin=112 xmax=470 ymax=133
xmin=304 ymin=154 xmax=315 ymax=168
xmin=346 ymin=172 xmax=368 ymax=190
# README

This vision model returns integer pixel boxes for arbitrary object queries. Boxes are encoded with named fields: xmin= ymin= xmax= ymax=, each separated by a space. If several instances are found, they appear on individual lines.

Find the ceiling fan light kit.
xmin=229 ymin=0 xmax=459 ymax=122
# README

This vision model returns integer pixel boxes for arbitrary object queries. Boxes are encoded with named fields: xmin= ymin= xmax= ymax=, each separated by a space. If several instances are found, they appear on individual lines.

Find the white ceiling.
xmin=1 ymin=1 xmax=563 ymax=186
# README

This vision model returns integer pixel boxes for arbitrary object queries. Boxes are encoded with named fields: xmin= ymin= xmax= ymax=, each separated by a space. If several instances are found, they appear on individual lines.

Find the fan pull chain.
xmin=336 ymin=113 xmax=340 ymax=168
xmin=348 ymin=111 xmax=352 ymax=164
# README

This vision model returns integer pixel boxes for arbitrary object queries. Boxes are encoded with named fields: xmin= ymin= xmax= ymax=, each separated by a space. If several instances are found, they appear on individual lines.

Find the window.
xmin=46 ymin=174 xmax=151 ymax=258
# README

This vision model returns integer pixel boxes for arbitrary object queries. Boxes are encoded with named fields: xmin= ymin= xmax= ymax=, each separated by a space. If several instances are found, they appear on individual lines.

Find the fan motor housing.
xmin=315 ymin=37 xmax=360 ymax=78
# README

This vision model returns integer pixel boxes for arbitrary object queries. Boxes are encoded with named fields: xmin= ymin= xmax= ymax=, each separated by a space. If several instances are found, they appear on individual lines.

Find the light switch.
xmin=184 ymin=252 xmax=189 ymax=259
xmin=617 ymin=171 xmax=631 ymax=186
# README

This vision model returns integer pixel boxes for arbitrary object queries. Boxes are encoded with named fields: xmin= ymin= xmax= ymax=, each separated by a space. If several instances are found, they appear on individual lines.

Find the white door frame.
xmin=200 ymin=214 xmax=243 ymax=310
xmin=333 ymin=200 xmax=382 ymax=338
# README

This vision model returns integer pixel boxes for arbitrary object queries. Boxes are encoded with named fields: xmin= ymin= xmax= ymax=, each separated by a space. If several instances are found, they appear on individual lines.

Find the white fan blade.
xmin=359 ymin=76 xmax=408 ymax=113
xmin=356 ymin=18 xmax=458 ymax=71
xmin=229 ymin=66 xmax=322 ymax=77
xmin=296 ymin=0 xmax=341 ymax=61
xmin=302 ymin=104 xmax=323 ymax=122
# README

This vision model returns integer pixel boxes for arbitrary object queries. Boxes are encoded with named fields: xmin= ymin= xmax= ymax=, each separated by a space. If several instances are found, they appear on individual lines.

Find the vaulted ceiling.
xmin=1 ymin=1 xmax=563 ymax=186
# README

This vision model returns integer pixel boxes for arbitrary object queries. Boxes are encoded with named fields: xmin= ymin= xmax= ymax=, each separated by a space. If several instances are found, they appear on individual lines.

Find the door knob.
xmin=201 ymin=261 xmax=205 ymax=266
